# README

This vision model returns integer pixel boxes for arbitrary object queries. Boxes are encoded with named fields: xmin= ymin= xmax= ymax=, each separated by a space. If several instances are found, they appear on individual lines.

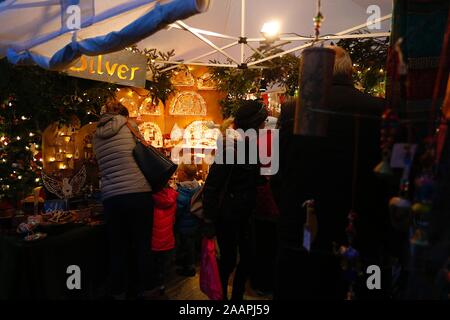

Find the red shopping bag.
xmin=200 ymin=237 xmax=223 ymax=300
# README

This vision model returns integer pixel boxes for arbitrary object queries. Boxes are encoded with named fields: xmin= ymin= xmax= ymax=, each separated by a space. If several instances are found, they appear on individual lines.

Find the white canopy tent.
xmin=0 ymin=0 xmax=393 ymax=73
xmin=0 ymin=0 xmax=210 ymax=69
xmin=144 ymin=0 xmax=393 ymax=71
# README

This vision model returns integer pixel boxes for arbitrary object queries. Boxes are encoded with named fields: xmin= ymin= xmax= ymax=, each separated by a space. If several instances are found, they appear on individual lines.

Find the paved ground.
xmin=143 ymin=266 xmax=272 ymax=300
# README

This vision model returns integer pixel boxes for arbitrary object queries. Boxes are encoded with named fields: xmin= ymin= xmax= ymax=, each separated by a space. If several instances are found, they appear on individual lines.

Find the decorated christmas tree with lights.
xmin=0 ymin=59 xmax=116 ymax=206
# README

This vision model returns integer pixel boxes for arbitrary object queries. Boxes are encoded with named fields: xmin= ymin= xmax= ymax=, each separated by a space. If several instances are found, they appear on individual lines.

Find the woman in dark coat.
xmin=202 ymin=100 xmax=268 ymax=300
xmin=273 ymin=46 xmax=388 ymax=299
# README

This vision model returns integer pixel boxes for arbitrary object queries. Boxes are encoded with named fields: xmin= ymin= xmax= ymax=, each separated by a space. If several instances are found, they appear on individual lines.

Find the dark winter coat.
xmin=274 ymin=75 xmax=388 ymax=256
xmin=203 ymin=132 xmax=262 ymax=223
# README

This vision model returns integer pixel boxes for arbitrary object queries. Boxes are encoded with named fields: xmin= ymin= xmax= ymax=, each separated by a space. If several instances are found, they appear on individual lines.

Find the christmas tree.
xmin=0 ymin=58 xmax=116 ymax=206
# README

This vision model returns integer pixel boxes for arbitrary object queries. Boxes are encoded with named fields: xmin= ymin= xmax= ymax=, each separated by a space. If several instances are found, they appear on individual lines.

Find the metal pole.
xmin=160 ymin=41 xmax=238 ymax=72
xmin=176 ymin=21 xmax=240 ymax=65
xmin=169 ymin=23 xmax=238 ymax=40
xmin=336 ymin=14 xmax=391 ymax=36
xmin=241 ymin=0 xmax=246 ymax=64
xmin=248 ymin=33 xmax=390 ymax=67
xmin=157 ymin=61 xmax=238 ymax=68
xmin=279 ymin=32 xmax=390 ymax=42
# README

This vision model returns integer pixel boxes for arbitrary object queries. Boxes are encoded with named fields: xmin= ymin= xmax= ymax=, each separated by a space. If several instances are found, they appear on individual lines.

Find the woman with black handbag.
xmin=93 ymin=98 xmax=153 ymax=300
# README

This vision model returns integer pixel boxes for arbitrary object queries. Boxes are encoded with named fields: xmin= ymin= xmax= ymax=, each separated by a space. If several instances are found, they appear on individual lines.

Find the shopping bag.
xmin=199 ymin=237 xmax=223 ymax=300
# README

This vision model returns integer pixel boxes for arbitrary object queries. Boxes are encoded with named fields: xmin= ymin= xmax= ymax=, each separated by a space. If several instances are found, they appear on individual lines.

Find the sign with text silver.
xmin=64 ymin=50 xmax=147 ymax=88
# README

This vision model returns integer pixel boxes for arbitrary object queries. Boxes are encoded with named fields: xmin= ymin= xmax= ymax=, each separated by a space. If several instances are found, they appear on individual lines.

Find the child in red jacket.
xmin=152 ymin=186 xmax=178 ymax=294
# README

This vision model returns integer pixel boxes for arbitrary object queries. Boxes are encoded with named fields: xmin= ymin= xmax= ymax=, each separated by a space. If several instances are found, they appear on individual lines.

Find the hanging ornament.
xmin=74 ymin=148 xmax=80 ymax=160
xmin=42 ymin=165 xmax=87 ymax=199
xmin=389 ymin=196 xmax=411 ymax=233
xmin=374 ymin=109 xmax=398 ymax=176
xmin=345 ymin=211 xmax=358 ymax=245
xmin=313 ymin=0 xmax=324 ymax=41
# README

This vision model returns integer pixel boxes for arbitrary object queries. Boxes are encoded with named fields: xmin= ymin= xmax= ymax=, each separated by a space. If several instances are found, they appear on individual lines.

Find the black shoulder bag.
xmin=126 ymin=122 xmax=177 ymax=193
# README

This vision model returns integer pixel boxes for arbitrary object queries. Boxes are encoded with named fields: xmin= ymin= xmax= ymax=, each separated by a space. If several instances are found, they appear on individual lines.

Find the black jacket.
xmin=274 ymin=75 xmax=388 ymax=258
xmin=203 ymin=135 xmax=261 ymax=223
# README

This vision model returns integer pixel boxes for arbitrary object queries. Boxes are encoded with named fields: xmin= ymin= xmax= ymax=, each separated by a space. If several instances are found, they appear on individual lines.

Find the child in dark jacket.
xmin=175 ymin=163 xmax=201 ymax=277
xmin=152 ymin=186 xmax=178 ymax=293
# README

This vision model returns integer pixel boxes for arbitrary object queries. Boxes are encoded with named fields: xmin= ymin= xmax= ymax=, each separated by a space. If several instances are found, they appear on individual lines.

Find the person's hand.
xmin=202 ymin=220 xmax=216 ymax=239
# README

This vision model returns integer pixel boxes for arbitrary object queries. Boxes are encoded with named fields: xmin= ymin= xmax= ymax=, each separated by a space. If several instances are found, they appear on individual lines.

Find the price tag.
xmin=390 ymin=143 xmax=417 ymax=168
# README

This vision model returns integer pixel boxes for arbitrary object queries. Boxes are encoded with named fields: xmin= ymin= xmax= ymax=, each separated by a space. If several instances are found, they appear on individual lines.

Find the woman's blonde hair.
xmin=219 ymin=117 xmax=235 ymax=134
xmin=327 ymin=45 xmax=353 ymax=79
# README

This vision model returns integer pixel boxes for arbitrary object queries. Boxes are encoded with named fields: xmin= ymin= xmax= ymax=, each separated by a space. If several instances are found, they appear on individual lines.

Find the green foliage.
xmin=126 ymin=46 xmax=177 ymax=104
xmin=209 ymin=34 xmax=388 ymax=117
xmin=209 ymin=46 xmax=300 ymax=117
xmin=337 ymin=32 xmax=389 ymax=97
xmin=0 ymin=58 xmax=116 ymax=202
xmin=209 ymin=66 xmax=261 ymax=118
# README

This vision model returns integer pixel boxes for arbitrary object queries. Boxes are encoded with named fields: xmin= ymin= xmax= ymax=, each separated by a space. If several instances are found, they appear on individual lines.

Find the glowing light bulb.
xmin=261 ymin=21 xmax=281 ymax=40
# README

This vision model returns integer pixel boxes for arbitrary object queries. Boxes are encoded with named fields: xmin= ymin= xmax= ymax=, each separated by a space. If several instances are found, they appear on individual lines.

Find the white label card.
xmin=303 ymin=227 xmax=311 ymax=252
xmin=390 ymin=143 xmax=418 ymax=168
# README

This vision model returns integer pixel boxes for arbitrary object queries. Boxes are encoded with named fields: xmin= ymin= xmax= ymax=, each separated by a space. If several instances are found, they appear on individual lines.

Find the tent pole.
xmin=160 ymin=41 xmax=238 ymax=73
xmin=157 ymin=61 xmax=238 ymax=68
xmin=176 ymin=21 xmax=240 ymax=65
xmin=248 ymin=15 xmax=392 ymax=67
xmin=241 ymin=0 xmax=246 ymax=64
xmin=169 ymin=23 xmax=238 ymax=40
xmin=336 ymin=14 xmax=391 ymax=36
xmin=247 ymin=38 xmax=266 ymax=42
xmin=247 ymin=14 xmax=391 ymax=43
xmin=279 ymin=32 xmax=390 ymax=42
xmin=246 ymin=43 xmax=270 ymax=60
xmin=158 ymin=60 xmax=268 ymax=70
xmin=248 ymin=31 xmax=390 ymax=67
